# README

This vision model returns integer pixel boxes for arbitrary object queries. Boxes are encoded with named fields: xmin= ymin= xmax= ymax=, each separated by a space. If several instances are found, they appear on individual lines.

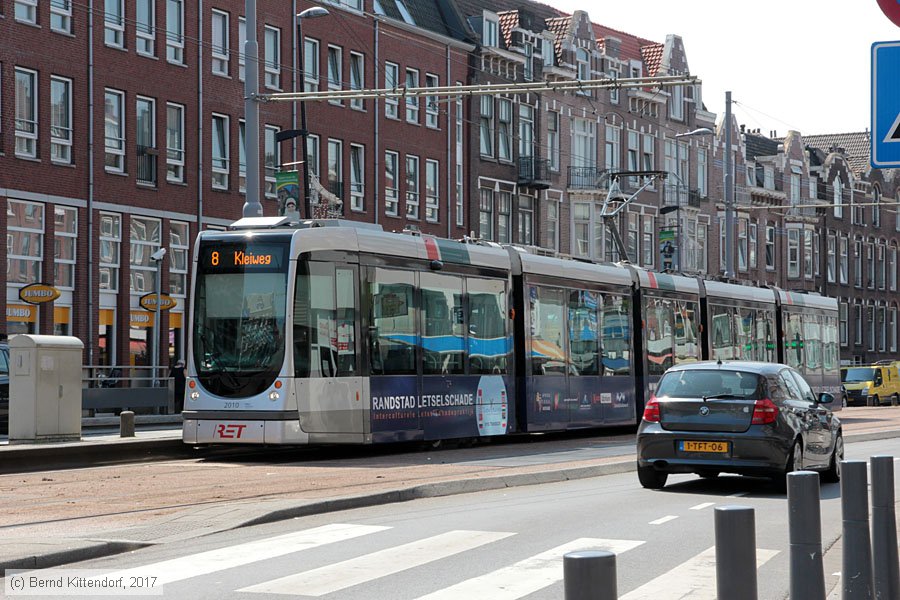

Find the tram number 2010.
xmin=224 ymin=401 xmax=240 ymax=409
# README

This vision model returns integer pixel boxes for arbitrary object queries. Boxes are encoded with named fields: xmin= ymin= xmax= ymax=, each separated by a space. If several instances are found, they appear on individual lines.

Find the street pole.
xmin=673 ymin=128 xmax=713 ymax=273
xmin=151 ymin=248 xmax=166 ymax=388
xmin=724 ymin=91 xmax=735 ymax=279
xmin=297 ymin=7 xmax=329 ymax=220
xmin=243 ymin=0 xmax=262 ymax=217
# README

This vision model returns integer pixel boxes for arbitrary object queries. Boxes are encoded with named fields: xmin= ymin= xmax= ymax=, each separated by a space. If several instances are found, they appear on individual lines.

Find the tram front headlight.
xmin=269 ymin=391 xmax=280 ymax=401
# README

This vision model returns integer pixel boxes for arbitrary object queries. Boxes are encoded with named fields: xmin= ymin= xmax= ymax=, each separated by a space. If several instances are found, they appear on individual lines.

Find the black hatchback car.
xmin=636 ymin=361 xmax=842 ymax=489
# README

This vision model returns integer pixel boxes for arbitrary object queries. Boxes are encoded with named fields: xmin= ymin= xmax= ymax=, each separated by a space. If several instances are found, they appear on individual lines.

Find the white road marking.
xmin=102 ymin=523 xmax=388 ymax=586
xmin=649 ymin=515 xmax=679 ymax=525
xmin=414 ymin=538 xmax=643 ymax=600
xmin=240 ymin=530 xmax=515 ymax=596
xmin=728 ymin=492 xmax=748 ymax=498
xmin=619 ymin=546 xmax=779 ymax=600
xmin=690 ymin=502 xmax=716 ymax=511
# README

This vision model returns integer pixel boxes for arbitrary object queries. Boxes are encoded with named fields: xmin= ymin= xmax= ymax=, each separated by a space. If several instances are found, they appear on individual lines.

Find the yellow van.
xmin=841 ymin=361 xmax=900 ymax=406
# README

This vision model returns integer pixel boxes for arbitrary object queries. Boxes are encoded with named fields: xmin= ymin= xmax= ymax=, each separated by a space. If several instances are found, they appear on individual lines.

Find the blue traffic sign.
xmin=872 ymin=41 xmax=900 ymax=168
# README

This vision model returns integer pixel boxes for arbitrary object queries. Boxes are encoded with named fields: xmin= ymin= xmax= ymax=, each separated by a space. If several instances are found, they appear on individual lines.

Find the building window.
xmin=211 ymin=113 xmax=230 ymax=190
xmin=518 ymin=196 xmax=533 ymax=245
xmin=497 ymin=192 xmax=511 ymax=243
xmin=104 ymin=89 xmax=125 ymax=172
xmin=51 ymin=0 xmax=73 ymax=34
xmin=54 ymin=206 xmax=77 ymax=289
xmin=573 ymin=202 xmax=590 ymax=257
xmin=854 ymin=238 xmax=863 ymax=288
xmin=833 ymin=178 xmax=843 ymax=219
xmin=166 ymin=103 xmax=185 ymax=183
xmin=698 ymin=147 xmax=708 ymax=197
xmin=327 ymin=45 xmax=342 ymax=105
xmin=839 ymin=302 xmax=848 ymax=347
xmin=879 ymin=305 xmax=887 ymax=352
xmin=892 ymin=306 xmax=898 ymax=353
xmin=306 ymin=133 xmax=319 ymax=180
xmin=548 ymin=111 xmax=560 ymax=171
xmin=350 ymin=52 xmax=365 ymax=111
xmin=482 ymin=14 xmax=498 ymax=47
xmin=605 ymin=124 xmax=620 ymax=171
xmin=480 ymin=96 xmax=494 ymax=157
xmin=763 ymin=224 xmax=775 ymax=271
xmin=130 ymin=216 xmax=162 ymax=295
xmin=738 ymin=219 xmax=748 ymax=272
xmin=787 ymin=229 xmax=800 ymax=278
xmin=626 ymin=130 xmax=640 ymax=187
xmin=670 ymin=84 xmax=684 ymax=120
xmin=406 ymin=155 xmax=420 ymax=220
xmin=136 ymin=96 xmax=157 ymax=184
xmin=542 ymin=37 xmax=554 ymax=67
xmin=170 ymin=221 xmax=189 ymax=296
xmin=497 ymin=99 xmax=512 ymax=161
xmin=874 ymin=187 xmax=882 ymax=228
xmin=238 ymin=120 xmax=246 ymax=192
xmin=803 ymin=229 xmax=813 ymax=280
xmin=879 ymin=243 xmax=886 ymax=290
xmin=105 ymin=0 xmax=125 ymax=47
xmin=15 ymin=67 xmax=38 ymax=159
xmin=546 ymin=199 xmax=559 ymax=252
xmin=385 ymin=150 xmax=399 ymax=217
xmin=479 ymin=189 xmax=494 ymax=240
xmin=7 ymin=200 xmax=45 ymax=286
xmin=749 ymin=223 xmax=757 ymax=269
xmin=264 ymin=26 xmax=281 ymax=89
xmin=405 ymin=68 xmax=419 ymax=123
xmin=264 ymin=125 xmax=279 ymax=198
xmin=826 ymin=233 xmax=836 ymax=283
xmin=327 ymin=138 xmax=343 ymax=200
xmin=350 ymin=144 xmax=365 ymax=212
xmin=15 ymin=0 xmax=38 ymax=24
xmin=166 ymin=0 xmax=185 ymax=64
xmin=523 ymin=41 xmax=533 ymax=81
xmin=869 ymin=305 xmax=876 ymax=352
xmin=854 ymin=303 xmax=863 ymax=346
xmin=425 ymin=159 xmax=439 ymax=223
xmin=384 ymin=61 xmax=399 ymax=119
xmin=238 ymin=17 xmax=246 ymax=81
xmin=867 ymin=242 xmax=876 ymax=289
xmin=607 ymin=64 xmax=619 ymax=104
xmin=519 ymin=104 xmax=534 ymax=160
xmin=137 ymin=0 xmax=156 ymax=55
xmin=304 ymin=38 xmax=319 ymax=92
xmin=50 ymin=76 xmax=73 ymax=164
xmin=211 ymin=10 xmax=230 ymax=76
xmin=891 ymin=245 xmax=898 ymax=291
xmin=641 ymin=215 xmax=654 ymax=267
xmin=698 ymin=223 xmax=708 ymax=273
xmin=791 ymin=174 xmax=801 ymax=207
xmin=839 ymin=236 xmax=849 ymax=284
xmin=576 ymin=48 xmax=590 ymax=82
xmin=425 ymin=73 xmax=439 ymax=128
xmin=99 ymin=212 xmax=121 ymax=292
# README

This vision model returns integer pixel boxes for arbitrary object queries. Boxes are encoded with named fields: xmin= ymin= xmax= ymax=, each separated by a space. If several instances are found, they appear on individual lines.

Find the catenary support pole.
xmin=714 ymin=505 xmax=758 ymax=600
xmin=563 ymin=550 xmax=617 ymax=600
xmin=788 ymin=471 xmax=826 ymax=600
xmin=871 ymin=455 xmax=899 ymax=600
xmin=841 ymin=460 xmax=873 ymax=600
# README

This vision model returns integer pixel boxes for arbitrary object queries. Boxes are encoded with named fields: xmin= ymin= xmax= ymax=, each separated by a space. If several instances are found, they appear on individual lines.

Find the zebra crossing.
xmin=94 ymin=521 xmax=779 ymax=599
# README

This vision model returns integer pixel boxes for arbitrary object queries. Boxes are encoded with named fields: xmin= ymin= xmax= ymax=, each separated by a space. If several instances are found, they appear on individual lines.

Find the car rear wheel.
xmin=775 ymin=441 xmax=803 ymax=491
xmin=823 ymin=433 xmax=844 ymax=483
xmin=637 ymin=463 xmax=668 ymax=489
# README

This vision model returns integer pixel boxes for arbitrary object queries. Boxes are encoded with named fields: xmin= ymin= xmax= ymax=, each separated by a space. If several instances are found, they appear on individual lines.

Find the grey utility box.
xmin=9 ymin=335 xmax=84 ymax=442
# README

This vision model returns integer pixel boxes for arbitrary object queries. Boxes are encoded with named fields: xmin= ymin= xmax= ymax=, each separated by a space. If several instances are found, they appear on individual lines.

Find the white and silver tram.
xmin=182 ymin=217 xmax=839 ymax=446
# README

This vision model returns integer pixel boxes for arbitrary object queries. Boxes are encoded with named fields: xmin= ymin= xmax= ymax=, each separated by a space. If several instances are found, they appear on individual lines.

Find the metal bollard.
xmin=841 ymin=461 xmax=873 ymax=600
xmin=871 ymin=455 xmax=899 ymax=600
xmin=120 ymin=410 xmax=135 ymax=438
xmin=714 ymin=505 xmax=758 ymax=600
xmin=788 ymin=470 xmax=826 ymax=600
xmin=563 ymin=550 xmax=617 ymax=600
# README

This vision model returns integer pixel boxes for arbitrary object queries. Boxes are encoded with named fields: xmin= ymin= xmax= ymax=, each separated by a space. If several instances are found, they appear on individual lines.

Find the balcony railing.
xmin=568 ymin=166 xmax=608 ymax=190
xmin=517 ymin=157 xmax=550 ymax=189
xmin=136 ymin=145 xmax=158 ymax=185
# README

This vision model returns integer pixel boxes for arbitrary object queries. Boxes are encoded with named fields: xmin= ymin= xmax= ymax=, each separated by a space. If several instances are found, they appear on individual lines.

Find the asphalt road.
xmin=16 ymin=435 xmax=899 ymax=600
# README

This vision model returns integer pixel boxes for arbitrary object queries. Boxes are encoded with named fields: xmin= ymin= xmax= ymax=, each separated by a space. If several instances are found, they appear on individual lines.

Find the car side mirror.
xmin=817 ymin=392 xmax=834 ymax=405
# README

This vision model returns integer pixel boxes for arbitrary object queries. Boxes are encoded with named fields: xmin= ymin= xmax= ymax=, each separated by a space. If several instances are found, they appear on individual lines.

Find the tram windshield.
xmin=192 ymin=240 xmax=289 ymax=397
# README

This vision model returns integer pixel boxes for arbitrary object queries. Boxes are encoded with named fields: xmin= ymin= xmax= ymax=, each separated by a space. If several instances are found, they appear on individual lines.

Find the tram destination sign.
xmin=199 ymin=242 xmax=287 ymax=272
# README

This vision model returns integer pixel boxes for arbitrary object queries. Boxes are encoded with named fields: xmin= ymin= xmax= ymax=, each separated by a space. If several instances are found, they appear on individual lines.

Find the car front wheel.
xmin=637 ymin=463 xmax=668 ymax=489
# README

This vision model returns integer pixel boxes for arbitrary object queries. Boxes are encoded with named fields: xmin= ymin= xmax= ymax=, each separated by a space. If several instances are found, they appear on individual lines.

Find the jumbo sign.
xmin=19 ymin=283 xmax=61 ymax=305
xmin=139 ymin=293 xmax=177 ymax=311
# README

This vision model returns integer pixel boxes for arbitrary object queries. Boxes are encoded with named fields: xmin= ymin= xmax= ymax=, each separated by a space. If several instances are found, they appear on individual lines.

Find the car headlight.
xmin=861 ymin=387 xmax=869 ymax=396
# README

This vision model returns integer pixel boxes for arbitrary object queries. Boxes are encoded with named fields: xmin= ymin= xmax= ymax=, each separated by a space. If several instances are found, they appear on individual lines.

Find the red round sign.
xmin=878 ymin=0 xmax=900 ymax=27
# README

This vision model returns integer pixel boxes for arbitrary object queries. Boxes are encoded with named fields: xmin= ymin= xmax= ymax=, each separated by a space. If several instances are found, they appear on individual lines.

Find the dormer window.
xmin=483 ymin=14 xmax=499 ymax=48
xmin=577 ymin=48 xmax=590 ymax=81
xmin=542 ymin=38 xmax=554 ymax=67
xmin=523 ymin=41 xmax=533 ymax=81
xmin=396 ymin=0 xmax=415 ymax=25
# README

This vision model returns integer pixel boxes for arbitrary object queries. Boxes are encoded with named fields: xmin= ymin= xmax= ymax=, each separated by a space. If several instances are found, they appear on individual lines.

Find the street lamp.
xmin=673 ymin=127 xmax=714 ymax=271
xmin=150 ymin=247 xmax=167 ymax=388
xmin=297 ymin=7 xmax=330 ymax=219
xmin=242 ymin=1 xmax=262 ymax=217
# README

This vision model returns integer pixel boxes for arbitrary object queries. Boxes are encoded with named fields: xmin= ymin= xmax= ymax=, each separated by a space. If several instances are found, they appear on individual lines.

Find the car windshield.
xmin=656 ymin=369 xmax=762 ymax=399
xmin=842 ymin=367 xmax=875 ymax=382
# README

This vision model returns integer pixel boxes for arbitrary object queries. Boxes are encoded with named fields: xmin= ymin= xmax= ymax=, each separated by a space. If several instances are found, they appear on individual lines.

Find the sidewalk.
xmin=2 ymin=406 xmax=900 ymax=580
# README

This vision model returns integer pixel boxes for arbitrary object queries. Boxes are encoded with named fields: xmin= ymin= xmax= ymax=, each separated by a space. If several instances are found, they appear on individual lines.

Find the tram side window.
xmin=756 ymin=311 xmax=777 ymax=362
xmin=645 ymin=296 xmax=674 ymax=376
xmin=823 ymin=316 xmax=838 ymax=372
xmin=784 ymin=312 xmax=803 ymax=370
xmin=804 ymin=314 xmax=823 ymax=376
xmin=529 ymin=285 xmax=566 ymax=376
xmin=369 ymin=268 xmax=417 ymax=375
xmin=468 ymin=278 xmax=509 ymax=374
xmin=710 ymin=305 xmax=734 ymax=361
xmin=421 ymin=273 xmax=465 ymax=375
xmin=293 ymin=263 xmax=358 ymax=378
xmin=674 ymin=300 xmax=700 ymax=364
xmin=601 ymin=294 xmax=632 ymax=375
xmin=568 ymin=290 xmax=600 ymax=376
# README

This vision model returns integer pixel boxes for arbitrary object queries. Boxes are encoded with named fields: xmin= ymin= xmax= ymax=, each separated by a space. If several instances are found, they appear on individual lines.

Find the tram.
xmin=182 ymin=217 xmax=840 ymax=445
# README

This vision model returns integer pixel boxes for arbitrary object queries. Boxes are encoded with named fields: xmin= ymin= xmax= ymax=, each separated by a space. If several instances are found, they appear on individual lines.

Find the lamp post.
xmin=151 ymin=247 xmax=167 ymax=388
xmin=242 ymin=0 xmax=262 ymax=217
xmin=297 ymin=7 xmax=329 ymax=219
xmin=673 ymin=127 xmax=714 ymax=272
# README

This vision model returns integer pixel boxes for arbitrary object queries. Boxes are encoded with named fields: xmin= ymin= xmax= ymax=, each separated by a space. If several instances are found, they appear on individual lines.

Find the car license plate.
xmin=680 ymin=440 xmax=730 ymax=453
